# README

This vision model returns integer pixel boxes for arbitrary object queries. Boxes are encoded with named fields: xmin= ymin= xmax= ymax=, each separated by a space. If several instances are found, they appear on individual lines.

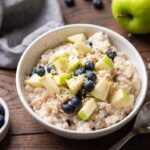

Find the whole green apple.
xmin=112 ymin=0 xmax=150 ymax=34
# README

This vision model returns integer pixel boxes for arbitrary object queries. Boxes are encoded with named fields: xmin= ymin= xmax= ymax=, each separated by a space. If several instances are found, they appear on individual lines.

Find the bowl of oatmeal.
xmin=16 ymin=24 xmax=147 ymax=139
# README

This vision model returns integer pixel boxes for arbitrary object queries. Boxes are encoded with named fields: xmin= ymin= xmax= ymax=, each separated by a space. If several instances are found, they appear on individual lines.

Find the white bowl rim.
xmin=16 ymin=24 xmax=148 ymax=135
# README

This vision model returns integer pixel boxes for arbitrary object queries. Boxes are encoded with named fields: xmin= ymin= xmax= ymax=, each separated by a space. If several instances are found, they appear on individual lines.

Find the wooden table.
xmin=1 ymin=0 xmax=150 ymax=149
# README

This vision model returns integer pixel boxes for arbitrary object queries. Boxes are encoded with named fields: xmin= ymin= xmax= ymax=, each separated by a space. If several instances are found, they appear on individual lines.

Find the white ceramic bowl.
xmin=16 ymin=24 xmax=148 ymax=139
xmin=0 ymin=98 xmax=9 ymax=142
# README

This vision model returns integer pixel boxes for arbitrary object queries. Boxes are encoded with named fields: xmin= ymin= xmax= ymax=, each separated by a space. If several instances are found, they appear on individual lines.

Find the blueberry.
xmin=0 ymin=104 xmax=5 ymax=116
xmin=83 ymin=80 xmax=95 ymax=92
xmin=106 ymin=49 xmax=117 ymax=60
xmin=74 ymin=67 xmax=86 ymax=76
xmin=47 ymin=64 xmax=53 ymax=73
xmin=62 ymin=103 xmax=75 ymax=114
xmin=34 ymin=66 xmax=45 ymax=77
xmin=68 ymin=96 xmax=81 ymax=107
xmin=85 ymin=41 xmax=93 ymax=48
xmin=64 ymin=0 xmax=75 ymax=7
xmin=92 ymin=0 xmax=103 ymax=9
xmin=86 ymin=71 xmax=96 ymax=81
xmin=85 ymin=61 xmax=95 ymax=70
xmin=0 ymin=114 xmax=5 ymax=128
xmin=76 ymin=89 xmax=87 ymax=100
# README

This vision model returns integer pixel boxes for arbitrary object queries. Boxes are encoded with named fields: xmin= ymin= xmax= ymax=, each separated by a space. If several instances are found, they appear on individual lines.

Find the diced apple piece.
xmin=53 ymin=57 xmax=68 ymax=74
xmin=78 ymin=98 xmax=97 ymax=121
xmin=66 ymin=75 xmax=84 ymax=95
xmin=55 ymin=73 xmax=72 ymax=86
xmin=27 ymin=74 xmax=42 ymax=87
xmin=109 ymin=89 xmax=133 ymax=108
xmin=91 ymin=77 xmax=111 ymax=101
xmin=73 ymin=42 xmax=91 ymax=57
xmin=95 ymin=55 xmax=114 ymax=70
xmin=68 ymin=55 xmax=81 ymax=71
xmin=67 ymin=33 xmax=87 ymax=43
xmin=40 ymin=74 xmax=60 ymax=95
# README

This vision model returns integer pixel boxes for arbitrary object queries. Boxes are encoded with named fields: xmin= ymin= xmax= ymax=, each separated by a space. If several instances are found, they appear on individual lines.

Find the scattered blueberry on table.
xmin=64 ymin=0 xmax=75 ymax=7
xmin=0 ymin=104 xmax=5 ymax=128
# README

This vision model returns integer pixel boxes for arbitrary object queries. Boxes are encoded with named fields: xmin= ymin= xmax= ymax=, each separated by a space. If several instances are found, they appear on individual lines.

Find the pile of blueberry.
xmin=0 ymin=104 xmax=5 ymax=128
xmin=62 ymin=49 xmax=117 ymax=114
xmin=64 ymin=0 xmax=103 ymax=9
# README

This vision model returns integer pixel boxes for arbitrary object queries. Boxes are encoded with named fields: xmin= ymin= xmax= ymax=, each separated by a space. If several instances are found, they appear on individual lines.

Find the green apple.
xmin=66 ymin=75 xmax=84 ymax=95
xmin=40 ymin=74 xmax=60 ymax=95
xmin=78 ymin=98 xmax=97 ymax=121
xmin=109 ymin=89 xmax=133 ymax=108
xmin=91 ymin=77 xmax=111 ymax=101
xmin=95 ymin=55 xmax=114 ymax=70
xmin=73 ymin=42 xmax=91 ymax=57
xmin=68 ymin=55 xmax=81 ymax=71
xmin=53 ymin=56 xmax=68 ymax=74
xmin=67 ymin=33 xmax=87 ymax=43
xmin=27 ymin=74 xmax=42 ymax=87
xmin=55 ymin=73 xmax=72 ymax=86
xmin=112 ymin=0 xmax=150 ymax=34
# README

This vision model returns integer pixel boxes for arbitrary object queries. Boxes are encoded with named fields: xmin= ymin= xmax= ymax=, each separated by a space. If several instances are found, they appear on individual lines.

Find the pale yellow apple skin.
xmin=112 ymin=0 xmax=150 ymax=34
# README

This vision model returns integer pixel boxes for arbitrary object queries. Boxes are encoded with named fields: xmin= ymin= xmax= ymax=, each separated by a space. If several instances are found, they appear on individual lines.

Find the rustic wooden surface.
xmin=1 ymin=0 xmax=150 ymax=149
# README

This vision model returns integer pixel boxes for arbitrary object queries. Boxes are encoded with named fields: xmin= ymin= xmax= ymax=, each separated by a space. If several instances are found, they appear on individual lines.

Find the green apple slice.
xmin=40 ymin=74 xmax=60 ymax=95
xmin=66 ymin=75 xmax=84 ymax=95
xmin=55 ymin=73 xmax=72 ymax=86
xmin=73 ymin=42 xmax=91 ymax=57
xmin=91 ymin=77 xmax=111 ymax=101
xmin=67 ymin=33 xmax=87 ymax=43
xmin=68 ymin=55 xmax=81 ymax=71
xmin=27 ymin=74 xmax=42 ymax=87
xmin=78 ymin=98 xmax=97 ymax=121
xmin=95 ymin=55 xmax=114 ymax=70
xmin=53 ymin=56 xmax=68 ymax=74
xmin=109 ymin=89 xmax=133 ymax=108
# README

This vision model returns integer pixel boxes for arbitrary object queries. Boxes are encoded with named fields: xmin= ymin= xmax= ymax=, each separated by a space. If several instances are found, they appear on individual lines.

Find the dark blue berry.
xmin=92 ymin=0 xmax=103 ymax=9
xmin=85 ymin=61 xmax=95 ymax=70
xmin=0 ymin=114 xmax=5 ymax=128
xmin=74 ymin=67 xmax=86 ymax=76
xmin=84 ymin=80 xmax=95 ymax=92
xmin=34 ymin=66 xmax=45 ymax=77
xmin=0 ymin=104 xmax=5 ymax=116
xmin=86 ymin=71 xmax=96 ymax=81
xmin=85 ymin=41 xmax=93 ymax=48
xmin=76 ymin=89 xmax=87 ymax=100
xmin=47 ymin=64 xmax=53 ymax=73
xmin=106 ymin=49 xmax=117 ymax=60
xmin=64 ymin=0 xmax=75 ymax=7
xmin=68 ymin=96 xmax=81 ymax=107
xmin=62 ymin=103 xmax=75 ymax=114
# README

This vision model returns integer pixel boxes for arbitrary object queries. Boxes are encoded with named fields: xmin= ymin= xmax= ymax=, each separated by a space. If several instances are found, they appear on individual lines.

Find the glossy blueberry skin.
xmin=86 ymin=71 xmax=96 ymax=81
xmin=85 ymin=41 xmax=93 ymax=48
xmin=0 ymin=104 xmax=5 ymax=116
xmin=69 ymin=96 xmax=81 ymax=107
xmin=47 ymin=64 xmax=53 ymax=73
xmin=106 ymin=49 xmax=117 ymax=60
xmin=74 ymin=67 xmax=86 ymax=76
xmin=62 ymin=103 xmax=75 ymax=114
xmin=64 ymin=0 xmax=75 ymax=7
xmin=34 ymin=66 xmax=45 ymax=77
xmin=83 ymin=80 xmax=95 ymax=92
xmin=0 ymin=114 xmax=5 ymax=128
xmin=92 ymin=0 xmax=103 ymax=9
xmin=85 ymin=61 xmax=95 ymax=70
xmin=76 ymin=89 xmax=87 ymax=100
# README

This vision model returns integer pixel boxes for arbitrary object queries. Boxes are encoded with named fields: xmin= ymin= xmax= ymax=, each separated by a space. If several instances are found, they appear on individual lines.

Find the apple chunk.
xmin=91 ymin=77 xmax=111 ymax=101
xmin=27 ymin=74 xmax=42 ymax=87
xmin=95 ymin=55 xmax=114 ymax=70
xmin=67 ymin=33 xmax=87 ymax=43
xmin=109 ymin=89 xmax=133 ymax=108
xmin=78 ymin=98 xmax=97 ymax=121
xmin=40 ymin=74 xmax=60 ymax=95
